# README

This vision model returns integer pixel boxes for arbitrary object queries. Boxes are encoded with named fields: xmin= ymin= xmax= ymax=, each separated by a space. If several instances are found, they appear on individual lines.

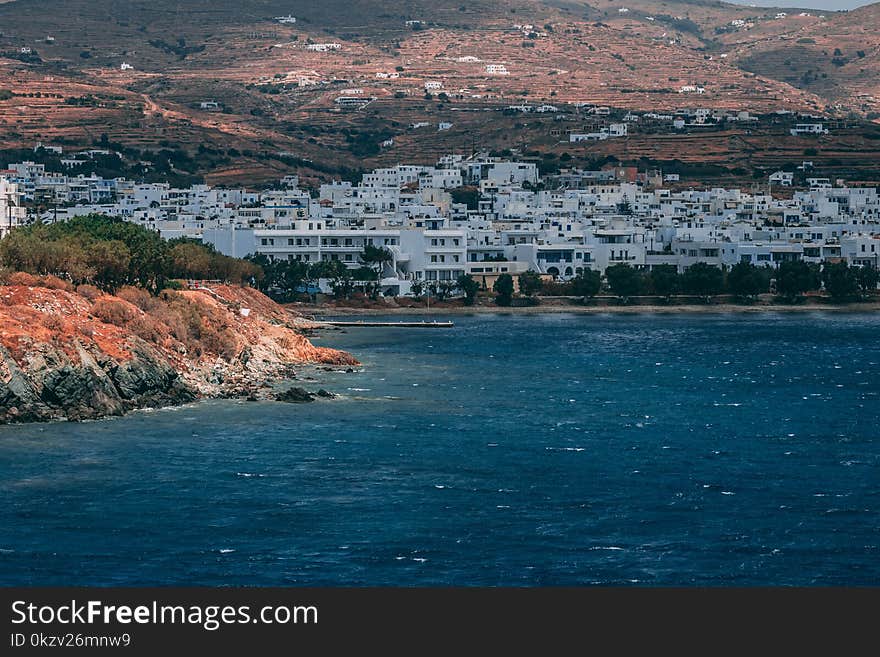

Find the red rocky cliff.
xmin=0 ymin=277 xmax=357 ymax=423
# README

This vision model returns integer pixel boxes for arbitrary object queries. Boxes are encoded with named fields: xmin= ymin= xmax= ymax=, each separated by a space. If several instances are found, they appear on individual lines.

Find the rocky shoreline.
xmin=0 ymin=281 xmax=357 ymax=424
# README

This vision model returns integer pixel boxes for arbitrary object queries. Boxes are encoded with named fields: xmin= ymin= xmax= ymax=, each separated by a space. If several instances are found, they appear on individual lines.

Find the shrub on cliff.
xmin=200 ymin=325 xmax=239 ymax=361
xmin=117 ymin=285 xmax=160 ymax=312
xmin=2 ymin=271 xmax=76 ymax=292
xmin=4 ymin=271 xmax=41 ymax=287
xmin=41 ymin=314 xmax=66 ymax=332
xmin=76 ymin=284 xmax=103 ymax=301
xmin=40 ymin=275 xmax=75 ymax=292
xmin=92 ymin=298 xmax=138 ymax=326
xmin=128 ymin=316 xmax=163 ymax=344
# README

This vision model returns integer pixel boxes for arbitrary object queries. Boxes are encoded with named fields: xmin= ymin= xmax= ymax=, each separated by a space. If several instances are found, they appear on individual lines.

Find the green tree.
xmin=0 ymin=215 xmax=229 ymax=293
xmin=493 ymin=273 xmax=514 ymax=306
xmin=648 ymin=265 xmax=679 ymax=302
xmin=89 ymin=239 xmax=132 ymax=291
xmin=681 ymin=262 xmax=724 ymax=301
xmin=439 ymin=280 xmax=458 ymax=300
xmin=449 ymin=186 xmax=480 ymax=210
xmin=321 ymin=259 xmax=354 ymax=299
xmin=169 ymin=241 xmax=214 ymax=279
xmin=605 ymin=263 xmax=642 ymax=302
xmin=570 ymin=270 xmax=601 ymax=299
xmin=457 ymin=274 xmax=479 ymax=305
xmin=822 ymin=261 xmax=859 ymax=300
xmin=855 ymin=265 xmax=879 ymax=298
xmin=410 ymin=280 xmax=424 ymax=299
xmin=360 ymin=244 xmax=392 ymax=280
xmin=246 ymin=253 xmax=279 ymax=294
xmin=727 ymin=262 xmax=768 ymax=301
xmin=775 ymin=260 xmax=819 ymax=301
xmin=427 ymin=280 xmax=458 ymax=301
xmin=277 ymin=260 xmax=312 ymax=299
xmin=359 ymin=245 xmax=392 ymax=300
xmin=517 ymin=270 xmax=542 ymax=297
xmin=61 ymin=215 xmax=172 ymax=293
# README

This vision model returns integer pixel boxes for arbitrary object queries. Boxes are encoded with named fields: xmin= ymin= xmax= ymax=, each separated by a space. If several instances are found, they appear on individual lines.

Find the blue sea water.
xmin=1 ymin=313 xmax=878 ymax=586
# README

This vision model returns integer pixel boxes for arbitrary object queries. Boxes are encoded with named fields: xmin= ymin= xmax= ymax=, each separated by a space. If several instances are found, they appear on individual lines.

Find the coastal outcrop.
xmin=275 ymin=387 xmax=316 ymax=403
xmin=0 ymin=279 xmax=357 ymax=423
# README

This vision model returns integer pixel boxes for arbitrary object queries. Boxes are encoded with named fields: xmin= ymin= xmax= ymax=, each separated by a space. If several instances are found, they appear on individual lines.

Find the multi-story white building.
xmin=0 ymin=178 xmax=26 ymax=238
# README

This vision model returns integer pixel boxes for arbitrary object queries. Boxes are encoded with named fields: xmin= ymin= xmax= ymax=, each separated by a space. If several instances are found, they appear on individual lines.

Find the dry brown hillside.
xmin=0 ymin=0 xmax=875 ymax=184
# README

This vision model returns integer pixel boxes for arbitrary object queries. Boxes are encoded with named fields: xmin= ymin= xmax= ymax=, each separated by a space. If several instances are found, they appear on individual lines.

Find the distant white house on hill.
xmin=570 ymin=123 xmax=627 ymax=142
xmin=790 ymin=123 xmax=828 ymax=136
xmin=769 ymin=171 xmax=794 ymax=187
xmin=306 ymin=43 xmax=341 ymax=52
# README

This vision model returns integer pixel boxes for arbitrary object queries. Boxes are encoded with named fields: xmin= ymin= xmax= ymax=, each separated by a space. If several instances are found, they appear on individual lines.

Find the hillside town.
xmin=1 ymin=150 xmax=878 ymax=296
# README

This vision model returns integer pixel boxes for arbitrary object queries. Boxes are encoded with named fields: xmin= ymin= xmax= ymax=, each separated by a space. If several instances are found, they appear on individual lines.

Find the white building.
xmin=5 ymin=152 xmax=880 ymax=294
xmin=485 ymin=64 xmax=509 ymax=75
xmin=769 ymin=171 xmax=794 ymax=187
xmin=0 ymin=178 xmax=26 ymax=238
xmin=790 ymin=123 xmax=828 ymax=136
xmin=569 ymin=123 xmax=626 ymax=142
xmin=305 ymin=43 xmax=341 ymax=52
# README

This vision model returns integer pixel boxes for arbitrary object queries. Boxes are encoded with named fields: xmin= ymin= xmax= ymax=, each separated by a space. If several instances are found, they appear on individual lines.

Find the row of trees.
xmin=500 ymin=261 xmax=879 ymax=304
xmin=491 ymin=270 xmax=602 ymax=306
xmin=0 ymin=215 xmax=262 ymax=293
xmin=5 ymin=217 xmax=873 ymax=308
xmin=246 ymin=245 xmax=395 ymax=301
xmin=247 ymin=246 xmax=488 ymax=305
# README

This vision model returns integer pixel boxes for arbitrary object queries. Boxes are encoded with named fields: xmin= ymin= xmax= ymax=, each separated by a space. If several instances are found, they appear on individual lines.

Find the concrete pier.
xmin=323 ymin=320 xmax=454 ymax=328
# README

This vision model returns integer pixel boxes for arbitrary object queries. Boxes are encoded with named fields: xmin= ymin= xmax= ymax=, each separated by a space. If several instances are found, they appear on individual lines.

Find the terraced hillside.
xmin=0 ymin=0 xmax=876 ymax=185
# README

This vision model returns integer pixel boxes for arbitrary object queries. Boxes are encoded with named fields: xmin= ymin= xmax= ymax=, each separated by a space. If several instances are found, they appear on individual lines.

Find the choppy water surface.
xmin=1 ymin=313 xmax=878 ymax=585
